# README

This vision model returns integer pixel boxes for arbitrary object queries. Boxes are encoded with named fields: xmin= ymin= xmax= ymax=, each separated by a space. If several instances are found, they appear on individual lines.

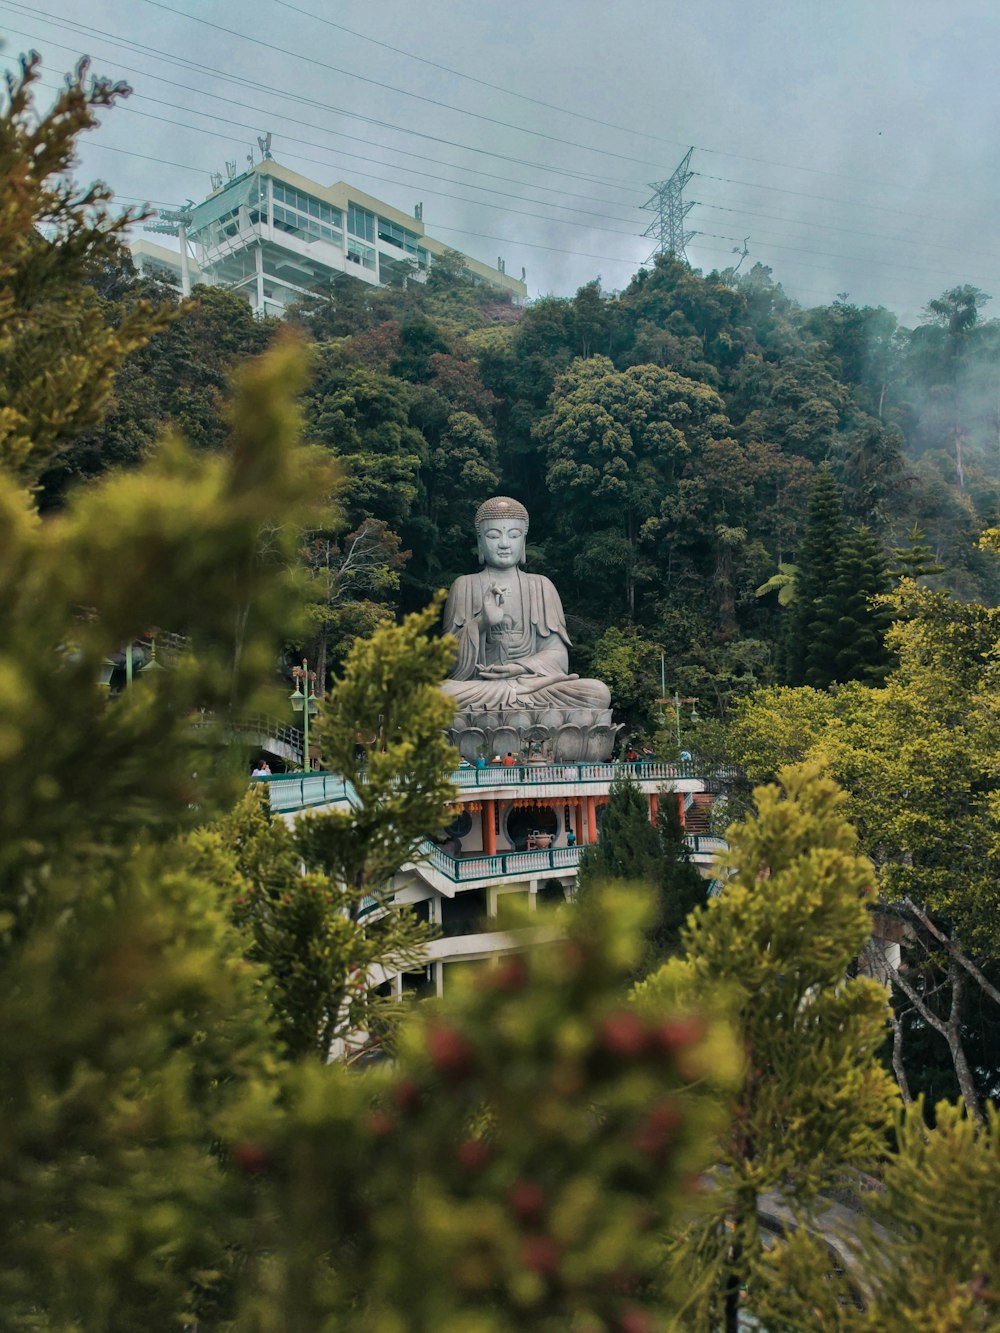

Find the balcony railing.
xmin=451 ymin=759 xmax=701 ymax=786
xmin=255 ymin=773 xmax=728 ymax=880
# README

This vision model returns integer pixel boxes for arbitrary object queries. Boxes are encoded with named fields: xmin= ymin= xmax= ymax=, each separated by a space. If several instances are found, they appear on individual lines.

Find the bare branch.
xmin=902 ymin=897 xmax=1000 ymax=1008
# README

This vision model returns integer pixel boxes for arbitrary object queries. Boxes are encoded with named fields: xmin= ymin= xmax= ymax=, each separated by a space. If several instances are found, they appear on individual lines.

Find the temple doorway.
xmin=505 ymin=802 xmax=558 ymax=851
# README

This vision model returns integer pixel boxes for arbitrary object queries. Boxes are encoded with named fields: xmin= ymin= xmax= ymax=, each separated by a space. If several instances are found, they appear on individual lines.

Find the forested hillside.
xmin=61 ymin=245 xmax=1000 ymax=717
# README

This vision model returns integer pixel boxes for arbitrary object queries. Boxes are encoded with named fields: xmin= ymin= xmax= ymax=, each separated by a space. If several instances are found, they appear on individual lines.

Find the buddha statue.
xmin=441 ymin=496 xmax=612 ymax=714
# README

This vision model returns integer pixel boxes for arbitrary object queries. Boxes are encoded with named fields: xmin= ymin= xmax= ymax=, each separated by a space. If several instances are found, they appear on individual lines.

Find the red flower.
xmin=599 ymin=1010 xmax=650 ymax=1060
xmin=232 ymin=1142 xmax=270 ymax=1176
xmin=427 ymin=1025 xmax=476 ymax=1079
xmin=508 ymin=1179 xmax=547 ymax=1221
xmin=520 ymin=1234 xmax=560 ymax=1275
xmin=456 ymin=1139 xmax=491 ymax=1172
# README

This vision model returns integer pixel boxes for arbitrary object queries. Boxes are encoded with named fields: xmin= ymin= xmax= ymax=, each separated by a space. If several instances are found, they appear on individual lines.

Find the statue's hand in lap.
xmin=441 ymin=495 xmax=612 ymax=714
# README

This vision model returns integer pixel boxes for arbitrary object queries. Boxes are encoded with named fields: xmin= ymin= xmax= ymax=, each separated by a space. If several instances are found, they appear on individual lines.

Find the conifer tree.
xmin=0 ymin=54 xmax=170 ymax=486
xmin=577 ymin=770 xmax=661 ymax=887
xmin=785 ymin=466 xmax=847 ymax=684
xmin=891 ymin=523 xmax=945 ymax=581
xmin=649 ymin=790 xmax=707 ymax=953
xmin=786 ymin=470 xmax=892 ymax=688
xmin=810 ymin=522 xmax=893 ymax=686
xmin=578 ymin=773 xmax=707 ymax=963
xmin=644 ymin=764 xmax=898 ymax=1332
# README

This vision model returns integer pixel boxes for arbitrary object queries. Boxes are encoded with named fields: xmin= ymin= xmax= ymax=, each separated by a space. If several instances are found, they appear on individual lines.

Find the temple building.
xmin=263 ymin=760 xmax=723 ymax=1002
xmin=130 ymin=159 xmax=527 ymax=316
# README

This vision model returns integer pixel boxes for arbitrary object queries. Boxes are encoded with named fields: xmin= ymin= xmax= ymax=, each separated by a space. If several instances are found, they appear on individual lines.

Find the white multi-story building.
xmin=132 ymin=160 xmax=527 ymax=316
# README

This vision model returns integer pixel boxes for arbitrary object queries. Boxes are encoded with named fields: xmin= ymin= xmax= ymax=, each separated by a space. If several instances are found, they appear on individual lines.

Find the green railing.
xmin=452 ymin=759 xmax=699 ymax=786
xmin=260 ymin=760 xmax=732 ymax=808
xmin=254 ymin=773 xmax=727 ymax=882
xmin=422 ymin=841 xmax=582 ymax=882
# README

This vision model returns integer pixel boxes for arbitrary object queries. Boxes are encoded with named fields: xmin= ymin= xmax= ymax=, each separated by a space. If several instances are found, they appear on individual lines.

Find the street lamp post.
xmin=290 ymin=660 xmax=319 ymax=771
xmin=655 ymin=690 xmax=699 ymax=759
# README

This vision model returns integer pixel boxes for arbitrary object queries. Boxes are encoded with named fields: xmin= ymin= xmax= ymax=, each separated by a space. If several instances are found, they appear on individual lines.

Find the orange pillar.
xmin=677 ymin=792 xmax=686 ymax=831
xmin=586 ymin=795 xmax=598 ymax=845
xmin=483 ymin=799 xmax=496 ymax=856
xmin=649 ymin=791 xmax=659 ymax=826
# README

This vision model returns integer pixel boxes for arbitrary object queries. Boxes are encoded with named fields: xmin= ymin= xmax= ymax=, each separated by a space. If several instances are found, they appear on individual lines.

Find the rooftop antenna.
xmin=144 ymin=205 xmax=195 ymax=297
xmin=641 ymin=147 xmax=696 ymax=262
xmin=521 ymin=266 xmax=526 ymax=282
xmin=497 ymin=256 xmax=505 ymax=274
xmin=246 ymin=147 xmax=255 ymax=169
xmin=225 ymin=159 xmax=237 ymax=180
xmin=257 ymin=132 xmax=273 ymax=160
xmin=210 ymin=171 xmax=223 ymax=191
xmin=414 ymin=201 xmax=423 ymax=221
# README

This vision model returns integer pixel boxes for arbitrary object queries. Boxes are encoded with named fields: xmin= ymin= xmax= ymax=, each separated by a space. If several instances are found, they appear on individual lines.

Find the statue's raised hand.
xmin=482 ymin=583 xmax=508 ymax=628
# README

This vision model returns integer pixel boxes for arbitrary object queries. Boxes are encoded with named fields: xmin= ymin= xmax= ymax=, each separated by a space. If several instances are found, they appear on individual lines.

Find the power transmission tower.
xmin=641 ymin=147 xmax=696 ymax=262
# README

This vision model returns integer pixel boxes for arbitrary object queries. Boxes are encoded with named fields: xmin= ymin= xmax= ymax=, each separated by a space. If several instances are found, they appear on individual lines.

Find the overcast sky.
xmin=7 ymin=0 xmax=1000 ymax=325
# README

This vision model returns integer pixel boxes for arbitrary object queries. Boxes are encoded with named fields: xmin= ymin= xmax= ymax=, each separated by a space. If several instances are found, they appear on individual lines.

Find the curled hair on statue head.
xmin=474 ymin=495 xmax=529 ymax=527
xmin=474 ymin=495 xmax=529 ymax=567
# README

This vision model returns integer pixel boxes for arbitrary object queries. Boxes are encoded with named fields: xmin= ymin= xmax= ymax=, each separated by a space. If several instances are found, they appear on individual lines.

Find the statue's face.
xmin=477 ymin=518 xmax=526 ymax=570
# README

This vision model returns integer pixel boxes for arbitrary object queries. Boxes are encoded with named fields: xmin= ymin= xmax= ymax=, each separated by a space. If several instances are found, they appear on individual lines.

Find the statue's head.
xmin=474 ymin=495 xmax=529 ymax=570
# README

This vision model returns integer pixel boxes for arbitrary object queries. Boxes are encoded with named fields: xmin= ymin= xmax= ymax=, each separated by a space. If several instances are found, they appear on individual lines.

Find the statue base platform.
xmin=447 ymin=707 xmax=622 ymax=764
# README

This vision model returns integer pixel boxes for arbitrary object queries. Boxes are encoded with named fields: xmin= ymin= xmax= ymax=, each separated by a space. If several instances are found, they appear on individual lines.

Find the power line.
xmin=1 ymin=13 xmax=646 ymax=211
xmin=2 ymin=6 xmax=650 ymax=194
xmin=8 ymin=17 xmax=990 ymax=310
xmin=97 ymin=98 xmax=648 ymax=231
xmin=18 ymin=57 xmax=989 ymax=305
xmin=10 ymin=61 xmax=657 ymax=247
xmin=269 ymin=0 xmax=979 ymax=204
xmin=270 ymin=0 xmax=694 ymax=155
xmin=694 ymin=170 xmax=958 ymax=228
xmin=24 ymin=24 xmax=994 ymax=278
xmin=20 ymin=1 xmax=988 ymax=248
xmin=138 ymin=0 xmax=676 ymax=172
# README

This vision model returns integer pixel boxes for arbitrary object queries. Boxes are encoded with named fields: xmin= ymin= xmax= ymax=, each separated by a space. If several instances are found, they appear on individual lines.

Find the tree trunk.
xmin=889 ymin=1009 xmax=912 ymax=1104
xmin=945 ymin=961 xmax=982 ymax=1121
xmin=879 ymin=942 xmax=983 ymax=1123
xmin=723 ymin=1234 xmax=743 ymax=1333
xmin=954 ymin=423 xmax=965 ymax=492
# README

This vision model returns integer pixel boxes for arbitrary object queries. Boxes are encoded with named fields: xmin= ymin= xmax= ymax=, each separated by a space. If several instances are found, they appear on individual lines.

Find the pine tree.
xmin=892 ymin=523 xmax=946 ymax=581
xmin=785 ymin=466 xmax=848 ymax=684
xmin=645 ymin=764 xmax=898 ymax=1332
xmin=0 ymin=55 xmax=170 ymax=486
xmin=577 ymin=770 xmax=661 ymax=888
xmin=807 ymin=522 xmax=893 ymax=687
xmin=578 ymin=774 xmax=708 ymax=965
xmin=649 ymin=790 xmax=708 ymax=953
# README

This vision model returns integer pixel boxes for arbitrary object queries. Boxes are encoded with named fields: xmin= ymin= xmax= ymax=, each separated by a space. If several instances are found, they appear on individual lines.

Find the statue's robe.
xmin=442 ymin=570 xmax=611 ymax=711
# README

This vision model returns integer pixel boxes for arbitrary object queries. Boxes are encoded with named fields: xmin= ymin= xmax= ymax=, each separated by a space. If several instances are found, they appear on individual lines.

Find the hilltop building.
xmin=258 ymin=759 xmax=722 ymax=1003
xmin=131 ymin=159 xmax=527 ymax=316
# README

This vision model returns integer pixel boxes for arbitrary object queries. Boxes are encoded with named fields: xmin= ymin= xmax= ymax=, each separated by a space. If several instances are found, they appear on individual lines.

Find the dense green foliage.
xmin=643 ymin=764 xmax=898 ymax=1331
xmin=728 ymin=580 xmax=1000 ymax=1115
xmin=6 ymin=49 xmax=1000 ymax=1333
xmin=58 ymin=174 xmax=1000 ymax=716
xmin=577 ymin=772 xmax=706 ymax=958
